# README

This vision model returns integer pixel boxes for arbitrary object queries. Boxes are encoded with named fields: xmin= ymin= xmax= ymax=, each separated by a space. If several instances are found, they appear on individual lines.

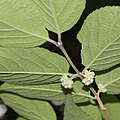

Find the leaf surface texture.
xmin=78 ymin=6 xmax=120 ymax=71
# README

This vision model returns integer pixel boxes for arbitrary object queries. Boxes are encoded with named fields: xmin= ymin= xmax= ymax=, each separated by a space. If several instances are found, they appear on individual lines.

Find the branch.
xmin=90 ymin=87 xmax=111 ymax=120
xmin=48 ymin=33 xmax=111 ymax=120
xmin=57 ymin=34 xmax=84 ymax=79
xmin=96 ymin=95 xmax=111 ymax=120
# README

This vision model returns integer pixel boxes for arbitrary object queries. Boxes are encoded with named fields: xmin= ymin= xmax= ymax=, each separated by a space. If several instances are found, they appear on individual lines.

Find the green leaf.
xmin=80 ymin=101 xmax=102 ymax=120
xmin=72 ymin=81 xmax=93 ymax=103
xmin=0 ymin=83 xmax=66 ymax=102
xmin=96 ymin=64 xmax=120 ymax=94
xmin=0 ymin=47 xmax=69 ymax=85
xmin=0 ymin=0 xmax=48 ymax=47
xmin=77 ymin=6 xmax=120 ymax=71
xmin=16 ymin=117 xmax=28 ymax=120
xmin=0 ymin=93 xmax=56 ymax=120
xmin=0 ymin=82 xmax=91 ymax=103
xmin=64 ymin=94 xmax=93 ymax=120
xmin=101 ymin=94 xmax=120 ymax=120
xmin=34 ymin=0 xmax=85 ymax=33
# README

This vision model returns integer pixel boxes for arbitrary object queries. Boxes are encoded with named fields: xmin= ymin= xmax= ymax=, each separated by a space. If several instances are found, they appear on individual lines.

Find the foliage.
xmin=0 ymin=0 xmax=120 ymax=120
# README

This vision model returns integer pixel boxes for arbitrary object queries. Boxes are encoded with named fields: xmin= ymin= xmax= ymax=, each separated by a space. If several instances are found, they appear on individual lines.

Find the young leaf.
xmin=64 ymin=94 xmax=93 ymax=120
xmin=35 ymin=0 xmax=86 ymax=33
xmin=96 ymin=64 xmax=120 ymax=94
xmin=0 ymin=0 xmax=48 ymax=47
xmin=0 ymin=83 xmax=91 ymax=103
xmin=101 ymin=94 xmax=120 ymax=120
xmin=77 ymin=6 xmax=120 ymax=71
xmin=0 ymin=47 xmax=69 ymax=85
xmin=0 ymin=93 xmax=56 ymax=120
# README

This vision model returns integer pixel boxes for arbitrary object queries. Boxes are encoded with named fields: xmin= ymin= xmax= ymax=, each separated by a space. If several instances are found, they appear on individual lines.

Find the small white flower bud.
xmin=60 ymin=75 xmax=73 ymax=89
xmin=82 ymin=70 xmax=95 ymax=86
xmin=98 ymin=84 xmax=107 ymax=93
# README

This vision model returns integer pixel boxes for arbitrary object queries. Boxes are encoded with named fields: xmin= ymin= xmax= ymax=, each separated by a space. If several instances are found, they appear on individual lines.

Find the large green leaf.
xmin=0 ymin=93 xmax=56 ymax=120
xmin=0 ymin=0 xmax=86 ymax=47
xmin=0 ymin=82 xmax=92 ymax=103
xmin=96 ymin=64 xmax=120 ymax=94
xmin=0 ymin=47 xmax=69 ymax=85
xmin=77 ymin=6 xmax=120 ymax=71
xmin=0 ymin=0 xmax=48 ymax=47
xmin=34 ymin=0 xmax=86 ymax=33
xmin=64 ymin=94 xmax=92 ymax=120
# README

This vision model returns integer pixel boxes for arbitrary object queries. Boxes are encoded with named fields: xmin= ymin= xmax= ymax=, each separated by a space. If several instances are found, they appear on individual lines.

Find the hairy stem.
xmin=90 ymin=87 xmax=111 ymax=120
xmin=96 ymin=96 xmax=111 ymax=120
xmin=57 ymin=34 xmax=84 ymax=79
xmin=48 ymin=33 xmax=84 ymax=79
xmin=60 ymin=45 xmax=79 ymax=73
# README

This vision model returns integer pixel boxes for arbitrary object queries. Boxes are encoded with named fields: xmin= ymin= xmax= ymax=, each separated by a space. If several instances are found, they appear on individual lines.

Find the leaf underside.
xmin=80 ymin=101 xmax=102 ymax=120
xmin=34 ymin=0 xmax=86 ymax=33
xmin=1 ymin=93 xmax=56 ymax=120
xmin=0 ymin=81 xmax=91 ymax=103
xmin=0 ymin=0 xmax=48 ymax=47
xmin=0 ymin=47 xmax=69 ymax=85
xmin=64 ymin=94 xmax=92 ymax=120
xmin=101 ymin=94 xmax=120 ymax=120
xmin=0 ymin=0 xmax=86 ymax=47
xmin=16 ymin=117 xmax=27 ymax=120
xmin=96 ymin=64 xmax=120 ymax=94
xmin=78 ymin=6 xmax=120 ymax=71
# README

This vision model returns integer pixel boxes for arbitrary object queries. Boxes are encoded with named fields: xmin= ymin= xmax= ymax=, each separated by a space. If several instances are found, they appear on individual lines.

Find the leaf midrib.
xmin=1 ymin=85 xmax=92 ymax=99
xmin=0 ymin=20 xmax=48 ymax=42
xmin=0 ymin=72 xmax=65 ymax=75
xmin=1 ymin=86 xmax=63 ymax=93
xmin=33 ymin=0 xmax=60 ymax=34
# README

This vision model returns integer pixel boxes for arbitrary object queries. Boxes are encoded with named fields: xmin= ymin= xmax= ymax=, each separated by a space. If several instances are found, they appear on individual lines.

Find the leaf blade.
xmin=0 ymin=47 xmax=69 ymax=85
xmin=80 ymin=101 xmax=102 ymax=120
xmin=0 ymin=82 xmax=91 ymax=103
xmin=1 ymin=93 xmax=56 ymax=120
xmin=64 ymin=94 xmax=93 ymax=120
xmin=96 ymin=64 xmax=120 ymax=94
xmin=34 ymin=0 xmax=86 ymax=33
xmin=0 ymin=0 xmax=48 ymax=47
xmin=77 ymin=6 xmax=120 ymax=71
xmin=101 ymin=94 xmax=120 ymax=120
xmin=16 ymin=117 xmax=28 ymax=120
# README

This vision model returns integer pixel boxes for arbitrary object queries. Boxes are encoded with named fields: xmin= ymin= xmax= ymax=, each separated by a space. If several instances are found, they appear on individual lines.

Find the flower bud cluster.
xmin=82 ymin=70 xmax=95 ymax=85
xmin=60 ymin=75 xmax=73 ymax=89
